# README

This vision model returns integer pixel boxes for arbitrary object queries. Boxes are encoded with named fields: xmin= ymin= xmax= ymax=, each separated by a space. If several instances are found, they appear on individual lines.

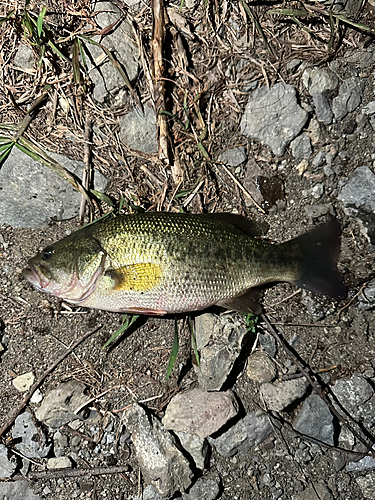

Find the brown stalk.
xmin=19 ymin=465 xmax=129 ymax=481
xmin=151 ymin=0 xmax=183 ymax=185
xmin=79 ymin=117 xmax=93 ymax=223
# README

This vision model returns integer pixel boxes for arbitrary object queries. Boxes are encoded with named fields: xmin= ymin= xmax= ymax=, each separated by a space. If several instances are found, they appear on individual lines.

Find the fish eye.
xmin=42 ymin=247 xmax=55 ymax=260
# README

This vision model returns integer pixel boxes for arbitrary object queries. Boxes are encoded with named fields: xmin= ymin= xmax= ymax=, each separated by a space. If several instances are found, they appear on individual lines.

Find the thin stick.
xmin=0 ymin=325 xmax=102 ymax=438
xmin=24 ymin=465 xmax=129 ymax=481
xmin=215 ymin=161 xmax=266 ymax=214
xmin=260 ymin=313 xmax=375 ymax=454
xmin=151 ymin=0 xmax=183 ymax=184
xmin=12 ymin=92 xmax=48 ymax=142
xmin=79 ymin=117 xmax=93 ymax=223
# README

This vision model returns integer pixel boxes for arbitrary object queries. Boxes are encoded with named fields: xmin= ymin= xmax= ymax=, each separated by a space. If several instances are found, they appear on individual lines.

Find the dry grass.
xmin=0 ymin=0 xmax=373 ymax=219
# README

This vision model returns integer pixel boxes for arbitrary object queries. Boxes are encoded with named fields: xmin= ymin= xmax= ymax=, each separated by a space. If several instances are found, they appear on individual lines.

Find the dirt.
xmin=1 ymin=1 xmax=375 ymax=499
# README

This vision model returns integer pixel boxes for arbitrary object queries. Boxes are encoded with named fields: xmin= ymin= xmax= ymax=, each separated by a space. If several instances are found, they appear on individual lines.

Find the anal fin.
xmin=218 ymin=288 xmax=262 ymax=315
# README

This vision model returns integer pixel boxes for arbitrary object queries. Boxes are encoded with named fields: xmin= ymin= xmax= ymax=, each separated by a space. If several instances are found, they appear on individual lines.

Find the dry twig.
xmin=151 ymin=0 xmax=183 ymax=185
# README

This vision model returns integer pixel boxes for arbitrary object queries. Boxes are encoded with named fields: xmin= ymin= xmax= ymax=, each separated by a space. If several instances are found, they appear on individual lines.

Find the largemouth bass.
xmin=22 ymin=212 xmax=346 ymax=315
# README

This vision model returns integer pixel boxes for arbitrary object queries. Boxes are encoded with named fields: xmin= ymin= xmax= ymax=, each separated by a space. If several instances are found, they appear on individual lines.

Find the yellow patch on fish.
xmin=106 ymin=263 xmax=163 ymax=292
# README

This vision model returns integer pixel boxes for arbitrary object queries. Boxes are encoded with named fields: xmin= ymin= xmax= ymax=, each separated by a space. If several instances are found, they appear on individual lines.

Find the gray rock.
xmin=12 ymin=411 xmax=51 ymax=459
xmin=246 ymin=350 xmax=277 ymax=383
xmin=332 ymin=76 xmax=365 ymax=121
xmin=302 ymin=67 xmax=338 ymax=95
xmin=195 ymin=313 xmax=216 ymax=351
xmin=142 ymin=485 xmax=164 ymax=500
xmin=362 ymin=101 xmax=375 ymax=115
xmin=260 ymin=378 xmax=309 ymax=412
xmin=218 ymin=146 xmax=247 ymax=167
xmin=0 ymin=481 xmax=41 ymax=500
xmin=347 ymin=455 xmax=375 ymax=472
xmin=313 ymin=93 xmax=334 ymax=125
xmin=312 ymin=151 xmax=326 ymax=167
xmin=258 ymin=331 xmax=277 ymax=358
xmin=53 ymin=430 xmax=68 ymax=457
xmin=47 ymin=456 xmax=72 ymax=469
xmin=290 ymin=134 xmax=312 ymax=160
xmin=0 ymin=444 xmax=16 ymax=478
xmin=359 ymin=280 xmax=375 ymax=310
xmin=304 ymin=204 xmax=333 ymax=223
xmin=208 ymin=411 xmax=272 ymax=457
xmin=14 ymin=44 xmax=35 ymax=69
xmin=35 ymin=380 xmax=90 ymax=429
xmin=345 ymin=49 xmax=375 ymax=68
xmin=293 ymin=394 xmax=335 ymax=446
xmin=293 ymin=481 xmax=333 ymax=500
xmin=310 ymin=183 xmax=324 ymax=200
xmin=12 ymin=371 xmax=35 ymax=392
xmin=88 ymin=1 xmax=139 ymax=102
xmin=0 ymin=147 xmax=108 ymax=228
xmin=194 ymin=313 xmax=250 ymax=391
xmin=182 ymin=475 xmax=221 ymax=500
xmin=338 ymin=166 xmax=375 ymax=248
xmin=286 ymin=59 xmax=302 ymax=71
xmin=162 ymin=388 xmax=239 ymax=439
xmin=332 ymin=375 xmax=375 ymax=423
xmin=124 ymin=0 xmax=145 ymax=10
xmin=119 ymin=102 xmax=158 ymax=154
xmin=124 ymin=404 xmax=193 ymax=497
xmin=240 ymin=83 xmax=308 ymax=156
xmin=176 ymin=431 xmax=209 ymax=470
xmin=356 ymin=472 xmax=375 ymax=500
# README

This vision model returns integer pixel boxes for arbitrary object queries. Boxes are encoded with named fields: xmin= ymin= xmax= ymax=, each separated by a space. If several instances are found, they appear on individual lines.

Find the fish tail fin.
xmin=288 ymin=219 xmax=347 ymax=299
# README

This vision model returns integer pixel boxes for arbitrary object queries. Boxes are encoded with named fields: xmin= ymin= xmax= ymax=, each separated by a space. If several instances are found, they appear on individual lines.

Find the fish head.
xmin=22 ymin=233 xmax=107 ymax=303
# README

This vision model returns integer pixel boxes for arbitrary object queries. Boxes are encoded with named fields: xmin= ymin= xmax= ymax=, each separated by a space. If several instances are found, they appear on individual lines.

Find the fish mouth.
xmin=22 ymin=265 xmax=50 ymax=292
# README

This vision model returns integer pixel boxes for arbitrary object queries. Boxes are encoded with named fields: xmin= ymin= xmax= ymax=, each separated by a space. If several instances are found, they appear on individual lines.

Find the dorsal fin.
xmin=204 ymin=213 xmax=268 ymax=237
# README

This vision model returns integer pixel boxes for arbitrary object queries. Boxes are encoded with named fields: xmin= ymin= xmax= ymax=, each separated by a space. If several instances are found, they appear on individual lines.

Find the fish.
xmin=22 ymin=212 xmax=346 ymax=316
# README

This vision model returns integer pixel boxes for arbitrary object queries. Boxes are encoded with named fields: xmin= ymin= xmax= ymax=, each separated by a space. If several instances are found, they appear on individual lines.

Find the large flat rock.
xmin=0 ymin=147 xmax=108 ymax=228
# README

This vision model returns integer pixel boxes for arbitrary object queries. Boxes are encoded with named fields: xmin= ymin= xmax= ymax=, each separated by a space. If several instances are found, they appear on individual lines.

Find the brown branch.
xmin=7 ymin=465 xmax=129 ymax=481
xmin=151 ymin=0 xmax=183 ymax=185
xmin=79 ymin=117 xmax=93 ymax=223
xmin=0 ymin=325 xmax=102 ymax=439
xmin=12 ymin=92 xmax=48 ymax=142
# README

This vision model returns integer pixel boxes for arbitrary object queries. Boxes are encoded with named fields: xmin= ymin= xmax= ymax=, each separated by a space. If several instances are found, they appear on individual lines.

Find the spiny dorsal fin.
xmin=204 ymin=213 xmax=268 ymax=237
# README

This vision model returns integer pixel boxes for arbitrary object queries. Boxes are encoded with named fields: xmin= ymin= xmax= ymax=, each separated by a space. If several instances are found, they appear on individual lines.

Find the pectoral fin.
xmin=105 ymin=263 xmax=162 ymax=292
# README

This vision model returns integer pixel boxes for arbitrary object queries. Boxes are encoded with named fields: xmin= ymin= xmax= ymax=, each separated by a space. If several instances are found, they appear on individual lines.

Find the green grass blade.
xmin=189 ymin=316 xmax=200 ymax=370
xmin=240 ymin=1 xmax=275 ymax=56
xmin=332 ymin=13 xmax=375 ymax=34
xmin=0 ymin=9 xmax=15 ymax=26
xmin=166 ymin=319 xmax=180 ymax=379
xmin=90 ymin=189 xmax=115 ymax=207
xmin=47 ymin=40 xmax=70 ymax=63
xmin=0 ymin=142 xmax=14 ymax=167
xmin=197 ymin=142 xmax=210 ymax=159
xmin=102 ymin=314 xmax=140 ymax=349
xmin=37 ymin=6 xmax=46 ymax=38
